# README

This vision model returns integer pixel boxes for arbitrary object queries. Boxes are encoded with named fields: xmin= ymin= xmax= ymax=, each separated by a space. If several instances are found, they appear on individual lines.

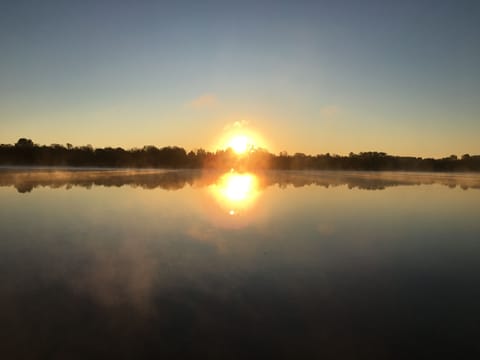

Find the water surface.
xmin=1 ymin=169 xmax=479 ymax=359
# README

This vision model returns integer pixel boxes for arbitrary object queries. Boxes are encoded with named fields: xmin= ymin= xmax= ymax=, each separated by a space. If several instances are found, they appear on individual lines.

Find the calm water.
xmin=1 ymin=169 xmax=479 ymax=359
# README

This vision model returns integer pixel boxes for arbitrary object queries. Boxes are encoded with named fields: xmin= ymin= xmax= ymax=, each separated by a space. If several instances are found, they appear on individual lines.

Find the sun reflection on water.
xmin=210 ymin=171 xmax=260 ymax=216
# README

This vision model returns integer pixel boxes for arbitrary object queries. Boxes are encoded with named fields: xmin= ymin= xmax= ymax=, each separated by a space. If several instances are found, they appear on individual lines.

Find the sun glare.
xmin=228 ymin=135 xmax=251 ymax=154
xmin=214 ymin=122 xmax=269 ymax=155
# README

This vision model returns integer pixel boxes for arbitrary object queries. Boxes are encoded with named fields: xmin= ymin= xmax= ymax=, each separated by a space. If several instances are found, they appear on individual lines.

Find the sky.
xmin=0 ymin=0 xmax=479 ymax=157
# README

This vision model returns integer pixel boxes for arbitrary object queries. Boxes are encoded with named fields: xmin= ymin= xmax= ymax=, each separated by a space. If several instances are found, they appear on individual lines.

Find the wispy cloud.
xmin=188 ymin=94 xmax=218 ymax=109
xmin=224 ymin=119 xmax=249 ymax=130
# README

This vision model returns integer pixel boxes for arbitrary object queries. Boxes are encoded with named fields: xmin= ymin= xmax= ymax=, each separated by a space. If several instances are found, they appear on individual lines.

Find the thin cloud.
xmin=188 ymin=94 xmax=218 ymax=109
xmin=224 ymin=119 xmax=249 ymax=130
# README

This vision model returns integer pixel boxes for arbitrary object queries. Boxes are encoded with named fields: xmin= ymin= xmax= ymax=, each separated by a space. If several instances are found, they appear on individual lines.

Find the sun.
xmin=228 ymin=135 xmax=251 ymax=154
xmin=215 ymin=125 xmax=269 ymax=155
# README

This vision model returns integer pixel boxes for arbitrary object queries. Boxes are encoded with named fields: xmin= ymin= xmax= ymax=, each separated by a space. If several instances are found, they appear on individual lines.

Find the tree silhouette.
xmin=0 ymin=138 xmax=479 ymax=172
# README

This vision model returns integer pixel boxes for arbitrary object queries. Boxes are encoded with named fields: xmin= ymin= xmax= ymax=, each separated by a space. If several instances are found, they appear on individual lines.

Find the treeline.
xmin=1 ymin=138 xmax=480 ymax=172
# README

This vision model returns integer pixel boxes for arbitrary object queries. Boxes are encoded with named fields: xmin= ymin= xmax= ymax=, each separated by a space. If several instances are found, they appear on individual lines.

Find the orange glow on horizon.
xmin=215 ymin=123 xmax=269 ymax=154
xmin=227 ymin=135 xmax=251 ymax=154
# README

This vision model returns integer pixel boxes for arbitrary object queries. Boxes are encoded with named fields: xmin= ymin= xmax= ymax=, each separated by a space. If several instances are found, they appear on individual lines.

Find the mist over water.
xmin=1 ymin=169 xmax=479 ymax=358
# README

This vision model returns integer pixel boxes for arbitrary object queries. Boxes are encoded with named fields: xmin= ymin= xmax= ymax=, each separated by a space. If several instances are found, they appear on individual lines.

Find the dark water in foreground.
xmin=1 ymin=169 xmax=479 ymax=359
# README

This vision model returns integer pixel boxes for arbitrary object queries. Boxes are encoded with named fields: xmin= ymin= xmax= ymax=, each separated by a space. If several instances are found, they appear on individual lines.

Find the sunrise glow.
xmin=216 ymin=127 xmax=269 ymax=155
xmin=228 ymin=135 xmax=251 ymax=154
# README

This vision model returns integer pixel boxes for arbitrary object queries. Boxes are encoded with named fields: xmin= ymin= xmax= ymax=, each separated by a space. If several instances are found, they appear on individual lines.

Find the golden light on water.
xmin=210 ymin=172 xmax=260 ymax=216
xmin=220 ymin=172 xmax=255 ymax=201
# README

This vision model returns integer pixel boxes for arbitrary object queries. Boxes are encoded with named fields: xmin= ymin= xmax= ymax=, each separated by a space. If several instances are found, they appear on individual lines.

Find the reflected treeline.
xmin=1 ymin=169 xmax=479 ymax=193
xmin=2 ymin=138 xmax=480 ymax=171
xmin=0 ymin=169 xmax=207 ymax=193
xmin=263 ymin=171 xmax=480 ymax=190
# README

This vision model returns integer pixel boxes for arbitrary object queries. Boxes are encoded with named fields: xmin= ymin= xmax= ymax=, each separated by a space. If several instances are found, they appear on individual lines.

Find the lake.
xmin=1 ymin=169 xmax=479 ymax=359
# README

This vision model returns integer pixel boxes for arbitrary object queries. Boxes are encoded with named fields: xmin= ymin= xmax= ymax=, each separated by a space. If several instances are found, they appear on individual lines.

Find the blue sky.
xmin=1 ymin=0 xmax=479 ymax=156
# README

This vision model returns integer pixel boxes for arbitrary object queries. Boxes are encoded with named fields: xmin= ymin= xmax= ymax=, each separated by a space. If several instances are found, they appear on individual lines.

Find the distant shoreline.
xmin=1 ymin=139 xmax=479 ymax=172
xmin=1 ymin=166 xmax=480 ymax=176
